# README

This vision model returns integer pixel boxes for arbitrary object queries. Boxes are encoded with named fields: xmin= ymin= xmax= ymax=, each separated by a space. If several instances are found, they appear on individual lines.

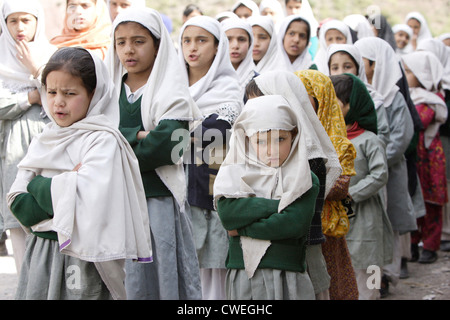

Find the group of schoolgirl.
xmin=1 ymin=0 xmax=449 ymax=301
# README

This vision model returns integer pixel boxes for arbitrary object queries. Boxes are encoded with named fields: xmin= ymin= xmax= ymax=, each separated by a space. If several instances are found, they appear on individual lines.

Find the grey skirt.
xmin=16 ymin=235 xmax=111 ymax=300
xmin=125 ymin=196 xmax=202 ymax=300
xmin=306 ymin=244 xmax=331 ymax=294
xmin=226 ymin=268 xmax=315 ymax=300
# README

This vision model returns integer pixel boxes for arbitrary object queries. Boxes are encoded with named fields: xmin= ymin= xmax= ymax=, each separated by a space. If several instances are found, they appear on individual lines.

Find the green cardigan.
xmin=217 ymin=171 xmax=319 ymax=273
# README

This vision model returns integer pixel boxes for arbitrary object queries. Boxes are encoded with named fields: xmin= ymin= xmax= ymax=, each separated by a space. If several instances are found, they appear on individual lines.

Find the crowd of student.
xmin=0 ymin=0 xmax=449 ymax=301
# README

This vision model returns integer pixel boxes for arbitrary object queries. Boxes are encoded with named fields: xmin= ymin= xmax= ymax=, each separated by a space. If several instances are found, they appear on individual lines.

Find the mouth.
xmin=125 ymin=59 xmax=138 ymax=67
xmin=230 ymin=52 xmax=240 ymax=58
xmin=188 ymin=54 xmax=199 ymax=61
xmin=16 ymin=34 xmax=26 ymax=41
xmin=54 ymin=111 xmax=68 ymax=119
xmin=253 ymin=50 xmax=261 ymax=55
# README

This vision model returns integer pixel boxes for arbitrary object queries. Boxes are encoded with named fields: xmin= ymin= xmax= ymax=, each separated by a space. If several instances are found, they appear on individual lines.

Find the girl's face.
xmin=182 ymin=26 xmax=218 ymax=72
xmin=66 ymin=0 xmax=97 ymax=32
xmin=403 ymin=62 xmax=421 ymax=88
xmin=337 ymin=98 xmax=350 ymax=118
xmin=234 ymin=5 xmax=252 ymax=20
xmin=252 ymin=25 xmax=271 ymax=63
xmin=283 ymin=20 xmax=309 ymax=63
xmin=285 ymin=0 xmax=302 ymax=16
xmin=362 ymin=58 xmax=375 ymax=84
xmin=395 ymin=31 xmax=410 ymax=49
xmin=46 ymin=69 xmax=94 ymax=127
xmin=407 ymin=18 xmax=421 ymax=36
xmin=114 ymin=22 xmax=158 ymax=79
xmin=183 ymin=10 xmax=202 ymax=23
xmin=226 ymin=28 xmax=250 ymax=69
xmin=109 ymin=0 xmax=132 ymax=22
xmin=6 ymin=12 xmax=37 ymax=42
xmin=329 ymin=52 xmax=358 ymax=76
xmin=325 ymin=29 xmax=347 ymax=47
xmin=250 ymin=129 xmax=294 ymax=168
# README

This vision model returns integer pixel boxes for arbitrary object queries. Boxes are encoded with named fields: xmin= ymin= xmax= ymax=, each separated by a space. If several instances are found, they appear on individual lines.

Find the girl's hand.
xmin=72 ymin=163 xmax=82 ymax=172
xmin=228 ymin=229 xmax=239 ymax=237
xmin=137 ymin=131 xmax=150 ymax=140
xmin=16 ymin=40 xmax=39 ymax=78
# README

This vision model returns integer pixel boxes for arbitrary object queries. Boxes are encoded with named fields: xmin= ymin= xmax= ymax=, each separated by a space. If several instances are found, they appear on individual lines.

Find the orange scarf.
xmin=51 ymin=0 xmax=111 ymax=59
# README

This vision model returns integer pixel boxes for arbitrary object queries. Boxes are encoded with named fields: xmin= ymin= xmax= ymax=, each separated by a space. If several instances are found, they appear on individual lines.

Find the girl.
xmin=182 ymin=4 xmax=203 ymax=23
xmin=402 ymin=51 xmax=448 ymax=263
xmin=214 ymin=94 xmax=319 ymax=300
xmin=222 ymin=18 xmax=258 ymax=102
xmin=107 ymin=0 xmax=146 ymax=22
xmin=0 ymin=0 xmax=56 ymax=274
xmin=393 ymin=24 xmax=414 ymax=57
xmin=244 ymin=70 xmax=342 ymax=300
xmin=405 ymin=12 xmax=433 ymax=51
xmin=278 ymin=14 xmax=316 ymax=72
xmin=354 ymin=36 xmax=417 ymax=294
xmin=50 ymin=0 xmax=111 ymax=60
xmin=314 ymin=19 xmax=353 ymax=74
xmin=248 ymin=15 xmax=283 ymax=74
xmin=232 ymin=0 xmax=260 ymax=20
xmin=296 ymin=69 xmax=358 ymax=300
xmin=259 ymin=0 xmax=284 ymax=25
xmin=8 ymin=47 xmax=152 ymax=300
xmin=106 ymin=8 xmax=203 ymax=300
xmin=178 ymin=15 xmax=243 ymax=300
xmin=330 ymin=73 xmax=393 ymax=300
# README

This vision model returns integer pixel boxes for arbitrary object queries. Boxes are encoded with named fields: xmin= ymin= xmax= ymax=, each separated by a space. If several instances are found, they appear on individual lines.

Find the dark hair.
xmin=115 ymin=21 xmax=161 ymax=51
xmin=245 ymin=79 xmax=265 ymax=98
xmin=328 ymin=51 xmax=360 ymax=76
xmin=330 ymin=74 xmax=353 ymax=105
xmin=183 ymin=4 xmax=203 ymax=17
xmin=286 ymin=18 xmax=311 ymax=45
xmin=285 ymin=0 xmax=302 ymax=4
xmin=41 ymin=47 xmax=96 ymax=95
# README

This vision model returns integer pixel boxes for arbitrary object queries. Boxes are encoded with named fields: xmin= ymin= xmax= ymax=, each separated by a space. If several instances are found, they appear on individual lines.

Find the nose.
xmin=54 ymin=93 xmax=65 ymax=107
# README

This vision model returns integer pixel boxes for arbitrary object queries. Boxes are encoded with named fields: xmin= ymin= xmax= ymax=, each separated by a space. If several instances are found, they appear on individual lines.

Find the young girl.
xmin=50 ymin=0 xmax=111 ymax=59
xmin=215 ymin=94 xmax=319 ymax=300
xmin=244 ymin=70 xmax=342 ymax=300
xmin=393 ymin=24 xmax=414 ymax=57
xmin=297 ymin=69 xmax=359 ymax=300
xmin=248 ymin=15 xmax=283 ymax=74
xmin=402 ymin=51 xmax=448 ymax=263
xmin=232 ymin=0 xmax=260 ymax=20
xmin=331 ymin=73 xmax=393 ymax=300
xmin=7 ymin=47 xmax=152 ymax=300
xmin=277 ymin=14 xmax=316 ymax=72
xmin=178 ymin=15 xmax=243 ymax=300
xmin=106 ymin=8 xmax=203 ymax=300
xmin=354 ymin=36 xmax=417 ymax=294
xmin=0 ymin=0 xmax=56 ymax=274
xmin=259 ymin=0 xmax=284 ymax=25
xmin=107 ymin=0 xmax=146 ymax=22
xmin=222 ymin=18 xmax=258 ymax=102
xmin=405 ymin=11 xmax=433 ymax=51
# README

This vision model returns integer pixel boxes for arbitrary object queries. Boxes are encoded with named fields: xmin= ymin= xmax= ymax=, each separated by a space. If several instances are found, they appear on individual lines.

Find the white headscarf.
xmin=417 ymin=38 xmax=450 ymax=91
xmin=7 ymin=48 xmax=152 ymax=272
xmin=402 ymin=51 xmax=447 ymax=148
xmin=253 ymin=70 xmax=342 ymax=195
xmin=0 ymin=0 xmax=56 ymax=92
xmin=221 ymin=18 xmax=256 ymax=95
xmin=106 ymin=0 xmax=146 ymax=21
xmin=343 ymin=14 xmax=375 ymax=40
xmin=178 ymin=15 xmax=243 ymax=122
xmin=106 ymin=8 xmax=203 ymax=211
xmin=258 ymin=0 xmax=284 ymax=24
xmin=277 ymin=14 xmax=314 ymax=72
xmin=214 ymin=95 xmax=313 ymax=278
xmin=392 ymin=24 xmax=414 ymax=56
xmin=405 ymin=12 xmax=433 ymax=45
xmin=355 ymin=37 xmax=403 ymax=107
xmin=296 ymin=0 xmax=319 ymax=38
xmin=232 ymin=0 xmax=260 ymax=18
xmin=248 ymin=15 xmax=284 ymax=73
xmin=314 ymin=19 xmax=353 ymax=74
xmin=438 ymin=33 xmax=450 ymax=43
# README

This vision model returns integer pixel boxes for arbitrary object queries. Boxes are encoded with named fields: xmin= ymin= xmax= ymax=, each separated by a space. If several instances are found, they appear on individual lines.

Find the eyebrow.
xmin=182 ymin=34 xmax=210 ymax=40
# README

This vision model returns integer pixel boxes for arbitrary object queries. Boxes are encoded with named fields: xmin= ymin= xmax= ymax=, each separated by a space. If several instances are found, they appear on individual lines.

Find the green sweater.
xmin=217 ymin=171 xmax=319 ymax=273
xmin=118 ymin=86 xmax=189 ymax=198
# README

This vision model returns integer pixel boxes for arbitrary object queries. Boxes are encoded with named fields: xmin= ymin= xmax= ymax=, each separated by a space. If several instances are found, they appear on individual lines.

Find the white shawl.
xmin=402 ymin=51 xmax=447 ymax=148
xmin=258 ymin=0 xmax=284 ymax=24
xmin=214 ymin=95 xmax=312 ymax=278
xmin=178 ymin=15 xmax=243 ymax=122
xmin=7 ymin=49 xmax=152 ymax=298
xmin=405 ymin=12 xmax=433 ymax=45
xmin=417 ymin=38 xmax=450 ymax=91
xmin=355 ymin=37 xmax=403 ymax=107
xmin=248 ymin=15 xmax=284 ymax=73
xmin=297 ymin=0 xmax=319 ymax=38
xmin=277 ymin=14 xmax=314 ymax=72
xmin=0 ymin=0 xmax=56 ymax=92
xmin=232 ymin=0 xmax=260 ymax=17
xmin=314 ymin=19 xmax=353 ymax=75
xmin=106 ymin=8 xmax=203 ymax=211
xmin=221 ymin=18 xmax=257 ymax=96
xmin=392 ymin=24 xmax=414 ymax=56
xmin=343 ymin=14 xmax=375 ymax=40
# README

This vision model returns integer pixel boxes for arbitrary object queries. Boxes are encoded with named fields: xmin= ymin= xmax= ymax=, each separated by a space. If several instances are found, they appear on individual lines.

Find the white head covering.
xmin=392 ymin=24 xmax=414 ymax=56
xmin=314 ymin=19 xmax=353 ymax=74
xmin=296 ymin=0 xmax=319 ymax=38
xmin=402 ymin=51 xmax=446 ymax=148
xmin=106 ymin=8 xmax=203 ymax=212
xmin=214 ymin=95 xmax=313 ymax=278
xmin=106 ymin=0 xmax=146 ymax=21
xmin=215 ymin=11 xmax=239 ymax=21
xmin=0 ymin=0 xmax=56 ymax=92
xmin=221 ymin=18 xmax=256 ymax=95
xmin=258 ymin=0 xmax=284 ymax=23
xmin=277 ymin=14 xmax=314 ymax=72
xmin=178 ymin=15 xmax=243 ymax=122
xmin=417 ymin=38 xmax=450 ymax=91
xmin=7 ymin=48 xmax=152 ymax=277
xmin=355 ymin=37 xmax=403 ymax=106
xmin=438 ymin=33 xmax=450 ymax=43
xmin=252 ymin=70 xmax=342 ymax=195
xmin=327 ymin=43 xmax=384 ymax=109
xmin=343 ymin=14 xmax=375 ymax=40
xmin=248 ymin=15 xmax=283 ymax=73
xmin=405 ymin=12 xmax=433 ymax=45
xmin=232 ymin=0 xmax=260 ymax=18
